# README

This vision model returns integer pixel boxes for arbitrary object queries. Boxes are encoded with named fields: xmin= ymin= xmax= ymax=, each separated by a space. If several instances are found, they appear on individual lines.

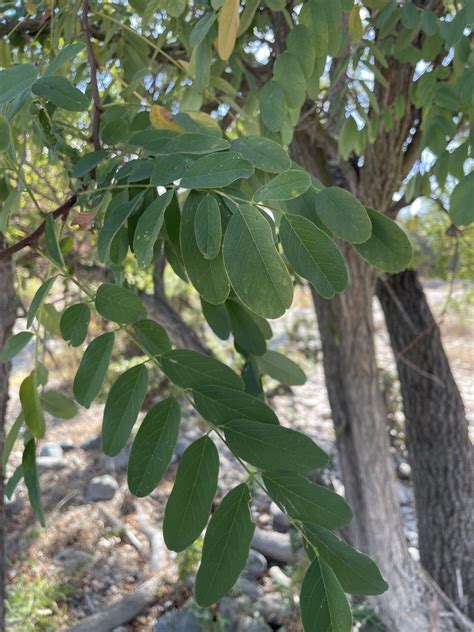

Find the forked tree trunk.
xmin=311 ymin=252 xmax=431 ymax=631
xmin=0 ymin=235 xmax=17 ymax=632
xmin=290 ymin=135 xmax=458 ymax=629
xmin=377 ymin=270 xmax=474 ymax=618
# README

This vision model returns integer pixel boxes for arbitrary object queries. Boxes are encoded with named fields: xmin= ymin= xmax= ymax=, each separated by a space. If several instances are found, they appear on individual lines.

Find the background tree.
xmin=0 ymin=1 xmax=472 ymax=631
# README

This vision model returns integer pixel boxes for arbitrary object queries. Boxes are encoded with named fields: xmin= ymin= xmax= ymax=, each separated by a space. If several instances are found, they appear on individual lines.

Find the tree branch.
xmin=82 ymin=0 xmax=102 ymax=151
xmin=0 ymin=194 xmax=77 ymax=261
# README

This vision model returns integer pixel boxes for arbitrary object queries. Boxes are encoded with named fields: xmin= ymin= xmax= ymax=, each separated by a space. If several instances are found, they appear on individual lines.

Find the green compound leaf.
xmin=32 ymin=76 xmax=89 ymax=111
xmin=303 ymin=523 xmax=389 ymax=595
xmin=22 ymin=440 xmax=46 ymax=527
xmin=0 ymin=63 xmax=37 ymax=104
xmin=0 ymin=115 xmax=11 ymax=151
xmin=194 ymin=193 xmax=222 ymax=259
xmin=161 ymin=349 xmax=244 ymax=391
xmin=254 ymin=170 xmax=311 ymax=202
xmin=195 ymin=483 xmax=255 ymax=606
xmin=60 ymin=303 xmax=91 ymax=348
xmin=193 ymin=384 xmax=279 ymax=426
xmin=163 ymin=435 xmax=219 ymax=551
xmin=300 ymin=556 xmax=352 ymax=632
xmin=314 ymin=187 xmax=372 ymax=244
xmin=201 ymin=299 xmax=231 ymax=340
xmin=231 ymin=136 xmax=291 ymax=173
xmin=132 ymin=319 xmax=172 ymax=356
xmin=0 ymin=331 xmax=33 ymax=363
xmin=257 ymin=350 xmax=307 ymax=385
xmin=259 ymin=80 xmax=287 ymax=132
xmin=180 ymin=192 xmax=230 ymax=304
xmin=223 ymin=205 xmax=293 ymax=318
xmin=73 ymin=332 xmax=115 ymax=408
xmin=160 ymin=133 xmax=230 ymax=155
xmin=274 ymin=52 xmax=307 ymax=110
xmin=181 ymin=153 xmax=254 ymax=189
xmin=225 ymin=419 xmax=328 ymax=472
xmin=72 ymin=150 xmax=108 ymax=178
xmin=102 ymin=364 xmax=149 ymax=457
xmin=40 ymin=391 xmax=78 ymax=419
xmin=45 ymin=214 xmax=65 ymax=268
xmin=27 ymin=277 xmax=57 ymax=328
xmin=134 ymin=190 xmax=174 ymax=268
xmin=151 ymin=155 xmax=194 ymax=185
xmin=98 ymin=195 xmax=143 ymax=263
xmin=354 ymin=208 xmax=412 ymax=273
xmin=287 ymin=25 xmax=315 ymax=78
xmin=263 ymin=471 xmax=353 ymax=530
xmin=450 ymin=172 xmax=474 ymax=226
xmin=280 ymin=213 xmax=348 ymax=299
xmin=95 ymin=283 xmax=147 ymax=324
xmin=226 ymin=300 xmax=267 ymax=356
xmin=19 ymin=372 xmax=46 ymax=439
xmin=128 ymin=397 xmax=181 ymax=497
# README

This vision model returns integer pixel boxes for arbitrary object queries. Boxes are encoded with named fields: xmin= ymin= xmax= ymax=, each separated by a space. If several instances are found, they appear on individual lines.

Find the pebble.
xmin=81 ymin=434 xmax=102 ymax=451
xmin=174 ymin=436 xmax=192 ymax=460
xmin=53 ymin=548 xmax=93 ymax=570
xmin=269 ymin=565 xmax=291 ymax=589
xmin=269 ymin=502 xmax=290 ymax=533
xmin=239 ymin=616 xmax=272 ymax=632
xmin=243 ymin=549 xmax=268 ymax=581
xmin=251 ymin=528 xmax=292 ymax=564
xmin=256 ymin=594 xmax=289 ymax=627
xmin=236 ymin=578 xmax=263 ymax=599
xmin=155 ymin=609 xmax=202 ymax=631
xmin=39 ymin=442 xmax=64 ymax=458
xmin=87 ymin=474 xmax=119 ymax=501
xmin=60 ymin=438 xmax=75 ymax=452
xmin=36 ymin=456 xmax=67 ymax=472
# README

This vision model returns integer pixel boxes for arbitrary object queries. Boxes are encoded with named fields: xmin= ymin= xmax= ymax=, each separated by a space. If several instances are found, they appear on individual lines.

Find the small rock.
xmin=269 ymin=565 xmax=291 ymax=589
xmin=243 ymin=549 xmax=267 ymax=581
xmin=155 ymin=609 xmax=202 ymax=632
xmin=5 ymin=492 xmax=24 ymax=513
xmin=236 ymin=578 xmax=263 ymax=599
xmin=219 ymin=597 xmax=240 ymax=632
xmin=239 ymin=616 xmax=272 ymax=632
xmin=87 ymin=474 xmax=119 ymax=502
xmin=60 ymin=438 xmax=75 ymax=452
xmin=112 ymin=627 xmax=128 ymax=632
xmin=269 ymin=502 xmax=290 ymax=533
xmin=252 ymin=528 xmax=292 ymax=564
xmin=174 ymin=437 xmax=192 ymax=460
xmin=37 ymin=456 xmax=66 ymax=472
xmin=104 ymin=447 xmax=130 ymax=472
xmin=396 ymin=481 xmax=413 ymax=506
xmin=398 ymin=462 xmax=412 ymax=480
xmin=39 ymin=442 xmax=64 ymax=458
xmin=81 ymin=435 xmax=101 ymax=451
xmin=256 ymin=594 xmax=289 ymax=627
xmin=54 ymin=548 xmax=92 ymax=570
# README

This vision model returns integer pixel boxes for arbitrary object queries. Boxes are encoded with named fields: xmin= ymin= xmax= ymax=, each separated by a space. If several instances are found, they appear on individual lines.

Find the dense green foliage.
xmin=1 ymin=0 xmax=472 ymax=629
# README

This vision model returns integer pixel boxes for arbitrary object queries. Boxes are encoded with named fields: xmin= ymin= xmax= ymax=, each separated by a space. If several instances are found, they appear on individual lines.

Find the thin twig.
xmin=0 ymin=194 xmax=77 ymax=260
xmin=82 ymin=0 xmax=102 ymax=151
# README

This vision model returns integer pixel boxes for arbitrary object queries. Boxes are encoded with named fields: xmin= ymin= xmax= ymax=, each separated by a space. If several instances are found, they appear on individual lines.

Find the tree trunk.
xmin=377 ymin=270 xmax=474 ymax=618
xmin=0 ymin=235 xmax=17 ymax=632
xmin=311 ymin=253 xmax=431 ymax=630
xmin=290 ymin=134 xmax=458 ymax=630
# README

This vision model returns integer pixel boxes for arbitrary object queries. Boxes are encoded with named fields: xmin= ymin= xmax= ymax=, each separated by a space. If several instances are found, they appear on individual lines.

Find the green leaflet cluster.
xmin=3 ymin=272 xmax=389 ymax=631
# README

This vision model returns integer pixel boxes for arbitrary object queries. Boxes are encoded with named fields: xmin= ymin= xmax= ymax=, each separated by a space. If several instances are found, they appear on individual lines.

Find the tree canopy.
xmin=0 ymin=1 xmax=472 ymax=629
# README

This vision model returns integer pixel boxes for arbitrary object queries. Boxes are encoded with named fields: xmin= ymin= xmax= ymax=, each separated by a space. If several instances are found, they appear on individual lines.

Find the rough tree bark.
xmin=291 ymin=132 xmax=435 ymax=629
xmin=377 ymin=270 xmax=474 ymax=618
xmin=0 ymin=235 xmax=17 ymax=632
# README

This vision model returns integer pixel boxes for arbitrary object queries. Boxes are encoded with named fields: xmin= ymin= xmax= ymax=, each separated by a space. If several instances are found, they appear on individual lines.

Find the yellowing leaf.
xmin=150 ymin=105 xmax=184 ymax=132
xmin=187 ymin=111 xmax=221 ymax=134
xmin=349 ymin=5 xmax=363 ymax=42
xmin=217 ymin=0 xmax=240 ymax=61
